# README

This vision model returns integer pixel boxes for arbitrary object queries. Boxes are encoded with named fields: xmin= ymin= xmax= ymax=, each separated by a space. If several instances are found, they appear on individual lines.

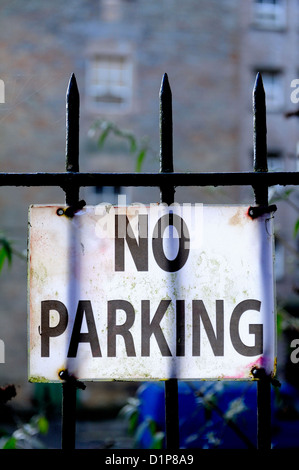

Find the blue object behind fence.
xmin=135 ymin=380 xmax=299 ymax=449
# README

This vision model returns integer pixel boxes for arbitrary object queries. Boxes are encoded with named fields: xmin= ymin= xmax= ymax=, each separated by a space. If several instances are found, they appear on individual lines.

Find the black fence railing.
xmin=1 ymin=71 xmax=296 ymax=450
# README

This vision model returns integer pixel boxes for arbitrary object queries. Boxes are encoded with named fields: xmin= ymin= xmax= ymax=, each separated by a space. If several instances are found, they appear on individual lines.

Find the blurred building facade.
xmin=0 ymin=0 xmax=299 ymax=409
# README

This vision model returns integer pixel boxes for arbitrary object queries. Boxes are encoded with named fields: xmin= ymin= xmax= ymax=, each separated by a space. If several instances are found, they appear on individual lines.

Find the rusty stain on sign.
xmin=28 ymin=204 xmax=276 ymax=382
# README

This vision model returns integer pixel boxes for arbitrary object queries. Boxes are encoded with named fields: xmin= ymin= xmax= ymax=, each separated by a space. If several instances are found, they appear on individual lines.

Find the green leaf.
xmin=2 ymin=437 xmax=17 ymax=449
xmin=97 ymin=127 xmax=111 ymax=147
xmin=135 ymin=148 xmax=147 ymax=172
xmin=128 ymin=135 xmax=137 ymax=154
xmin=148 ymin=418 xmax=156 ymax=436
xmin=150 ymin=432 xmax=164 ymax=449
xmin=0 ymin=235 xmax=13 ymax=272
xmin=37 ymin=416 xmax=49 ymax=435
xmin=294 ymin=219 xmax=299 ymax=238
xmin=276 ymin=311 xmax=283 ymax=336
xmin=0 ymin=248 xmax=7 ymax=271
xmin=91 ymin=119 xmax=149 ymax=172
xmin=128 ymin=410 xmax=139 ymax=435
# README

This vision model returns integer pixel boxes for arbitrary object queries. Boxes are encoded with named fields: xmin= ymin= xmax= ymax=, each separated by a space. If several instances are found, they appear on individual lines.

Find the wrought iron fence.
xmin=2 ymin=71 xmax=298 ymax=450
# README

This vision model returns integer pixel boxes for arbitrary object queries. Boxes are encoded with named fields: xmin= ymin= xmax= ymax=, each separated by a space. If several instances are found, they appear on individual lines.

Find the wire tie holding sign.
xmin=59 ymin=369 xmax=86 ymax=390
xmin=248 ymin=204 xmax=277 ymax=220
xmin=56 ymin=200 xmax=86 ymax=218
xmin=251 ymin=367 xmax=281 ymax=388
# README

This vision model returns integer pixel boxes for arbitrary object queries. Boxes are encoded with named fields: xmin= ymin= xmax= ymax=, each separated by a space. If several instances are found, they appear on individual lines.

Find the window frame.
xmin=252 ymin=0 xmax=286 ymax=29
xmin=85 ymin=50 xmax=134 ymax=114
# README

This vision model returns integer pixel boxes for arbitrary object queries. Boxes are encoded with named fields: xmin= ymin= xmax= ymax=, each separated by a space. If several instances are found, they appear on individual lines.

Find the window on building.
xmin=253 ymin=0 xmax=286 ymax=29
xmin=86 ymin=52 xmax=133 ymax=113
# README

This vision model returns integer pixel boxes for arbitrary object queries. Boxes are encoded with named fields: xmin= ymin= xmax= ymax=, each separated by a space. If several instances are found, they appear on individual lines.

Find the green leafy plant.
xmin=0 ymin=231 xmax=26 ymax=273
xmin=89 ymin=119 xmax=153 ymax=172
xmin=0 ymin=414 xmax=49 ymax=449
xmin=119 ymin=397 xmax=164 ymax=449
xmin=0 ymin=232 xmax=13 ymax=272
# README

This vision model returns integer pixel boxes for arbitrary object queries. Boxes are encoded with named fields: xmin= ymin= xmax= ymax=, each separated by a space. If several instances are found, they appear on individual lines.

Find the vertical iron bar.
xmin=160 ymin=73 xmax=175 ymax=204
xmin=256 ymin=370 xmax=271 ymax=450
xmin=160 ymin=73 xmax=180 ymax=449
xmin=61 ymin=73 xmax=80 ymax=450
xmin=61 ymin=380 xmax=77 ymax=450
xmin=253 ymin=72 xmax=268 ymax=204
xmin=65 ymin=73 xmax=80 ymax=206
xmin=253 ymin=72 xmax=271 ymax=450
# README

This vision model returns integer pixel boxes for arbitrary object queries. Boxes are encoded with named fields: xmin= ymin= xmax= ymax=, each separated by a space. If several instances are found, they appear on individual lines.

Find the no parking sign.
xmin=28 ymin=203 xmax=276 ymax=382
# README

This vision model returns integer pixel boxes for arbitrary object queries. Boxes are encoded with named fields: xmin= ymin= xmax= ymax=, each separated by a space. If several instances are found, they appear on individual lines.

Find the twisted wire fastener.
xmin=56 ymin=200 xmax=86 ymax=218
xmin=59 ymin=369 xmax=86 ymax=390
xmin=251 ymin=367 xmax=281 ymax=388
xmin=248 ymin=204 xmax=277 ymax=220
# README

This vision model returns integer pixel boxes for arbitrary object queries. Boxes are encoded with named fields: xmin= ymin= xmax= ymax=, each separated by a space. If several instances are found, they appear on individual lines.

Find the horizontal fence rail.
xmin=0 ymin=171 xmax=297 ymax=188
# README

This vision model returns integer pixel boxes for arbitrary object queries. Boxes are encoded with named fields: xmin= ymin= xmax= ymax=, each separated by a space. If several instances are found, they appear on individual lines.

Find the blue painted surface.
xmin=135 ymin=381 xmax=299 ymax=449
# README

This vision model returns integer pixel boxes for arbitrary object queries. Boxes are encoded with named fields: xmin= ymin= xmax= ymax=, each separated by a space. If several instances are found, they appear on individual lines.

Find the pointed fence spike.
xmin=159 ymin=73 xmax=174 ymax=205
xmin=253 ymin=72 xmax=268 ymax=205
xmin=253 ymin=72 xmax=268 ymax=173
xmin=160 ymin=73 xmax=173 ymax=174
xmin=65 ymin=73 xmax=80 ymax=205
xmin=66 ymin=73 xmax=80 ymax=174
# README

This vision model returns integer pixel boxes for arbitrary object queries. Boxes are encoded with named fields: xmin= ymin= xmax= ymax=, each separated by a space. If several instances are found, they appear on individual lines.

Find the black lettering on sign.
xmin=40 ymin=300 xmax=68 ymax=357
xmin=68 ymin=300 xmax=101 ymax=357
xmin=152 ymin=213 xmax=190 ymax=272
xmin=141 ymin=299 xmax=172 ymax=356
xmin=114 ymin=212 xmax=190 ymax=272
xmin=230 ymin=299 xmax=263 ymax=356
xmin=107 ymin=300 xmax=136 ymax=357
xmin=38 ymin=298 xmax=264 ymax=359
xmin=114 ymin=214 xmax=148 ymax=272
xmin=176 ymin=300 xmax=185 ymax=357
xmin=192 ymin=300 xmax=224 ymax=356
